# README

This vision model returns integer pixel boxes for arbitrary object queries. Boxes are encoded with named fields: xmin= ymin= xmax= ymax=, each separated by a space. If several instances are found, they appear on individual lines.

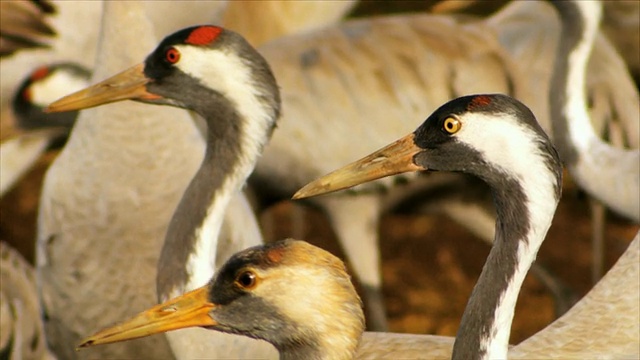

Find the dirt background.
xmin=1 ymin=0 xmax=639 ymax=349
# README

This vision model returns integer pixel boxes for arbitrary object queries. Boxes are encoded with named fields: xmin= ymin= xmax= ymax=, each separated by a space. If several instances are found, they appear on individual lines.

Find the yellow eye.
xmin=443 ymin=117 xmax=461 ymax=134
xmin=236 ymin=270 xmax=258 ymax=290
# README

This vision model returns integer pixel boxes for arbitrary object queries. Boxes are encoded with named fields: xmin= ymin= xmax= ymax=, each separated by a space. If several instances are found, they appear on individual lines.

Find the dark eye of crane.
xmin=235 ymin=270 xmax=257 ymax=289
xmin=443 ymin=117 xmax=462 ymax=134
xmin=165 ymin=47 xmax=181 ymax=64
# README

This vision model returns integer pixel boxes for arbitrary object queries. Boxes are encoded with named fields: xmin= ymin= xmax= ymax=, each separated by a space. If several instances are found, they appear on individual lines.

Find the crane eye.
xmin=165 ymin=47 xmax=181 ymax=64
xmin=443 ymin=117 xmax=461 ymax=134
xmin=235 ymin=270 xmax=257 ymax=289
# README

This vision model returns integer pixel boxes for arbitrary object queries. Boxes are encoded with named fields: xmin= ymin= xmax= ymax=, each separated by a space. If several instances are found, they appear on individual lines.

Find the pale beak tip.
xmin=44 ymin=100 xmax=68 ymax=113
xmin=291 ymin=190 xmax=306 ymax=200
xmin=292 ymin=182 xmax=327 ymax=200
xmin=77 ymin=334 xmax=103 ymax=349
xmin=76 ymin=340 xmax=91 ymax=350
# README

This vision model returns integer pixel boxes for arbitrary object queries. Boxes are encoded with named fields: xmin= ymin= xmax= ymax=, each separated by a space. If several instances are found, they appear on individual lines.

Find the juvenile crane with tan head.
xmin=78 ymin=239 xmax=365 ymax=360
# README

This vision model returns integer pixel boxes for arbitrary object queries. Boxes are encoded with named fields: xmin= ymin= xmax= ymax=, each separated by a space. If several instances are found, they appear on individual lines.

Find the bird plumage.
xmin=18 ymin=1 xmax=640 ymax=358
xmin=71 ymin=231 xmax=640 ymax=359
xmin=250 ymin=0 xmax=639 ymax=329
xmin=74 ymin=92 xmax=573 ymax=359
xmin=0 ymin=63 xmax=90 ymax=197
xmin=222 ymin=1 xmax=356 ymax=46
xmin=0 ymin=241 xmax=55 ymax=360
xmin=511 ymin=232 xmax=639 ymax=358
xmin=0 ymin=0 xmax=56 ymax=57
xmin=29 ymin=2 xmax=357 ymax=358
xmin=294 ymin=93 xmax=562 ymax=359
xmin=549 ymin=0 xmax=640 ymax=222
xmin=78 ymin=239 xmax=364 ymax=360
xmin=71 ymin=90 xmax=576 ymax=358
xmin=44 ymin=23 xmax=283 ymax=359
xmin=128 ymin=25 xmax=281 ymax=300
xmin=36 ymin=3 xmax=210 ymax=358
xmin=12 ymin=63 xmax=90 ymax=131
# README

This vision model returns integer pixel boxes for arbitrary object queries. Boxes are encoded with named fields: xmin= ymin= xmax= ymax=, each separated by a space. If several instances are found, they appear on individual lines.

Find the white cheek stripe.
xmin=174 ymin=45 xmax=274 ymax=159
xmin=457 ymin=113 xmax=558 ymax=216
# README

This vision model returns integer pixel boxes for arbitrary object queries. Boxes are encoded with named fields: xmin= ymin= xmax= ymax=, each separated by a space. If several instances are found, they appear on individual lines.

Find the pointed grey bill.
xmin=293 ymin=133 xmax=425 ymax=199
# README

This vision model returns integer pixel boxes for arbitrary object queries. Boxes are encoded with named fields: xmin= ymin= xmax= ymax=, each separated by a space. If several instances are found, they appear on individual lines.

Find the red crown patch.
xmin=186 ymin=26 xmax=223 ymax=45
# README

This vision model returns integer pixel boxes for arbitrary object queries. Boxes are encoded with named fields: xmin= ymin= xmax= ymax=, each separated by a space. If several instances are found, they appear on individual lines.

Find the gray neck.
xmin=452 ymin=179 xmax=528 ymax=359
xmin=452 ymin=161 xmax=559 ymax=360
xmin=156 ymin=93 xmax=275 ymax=300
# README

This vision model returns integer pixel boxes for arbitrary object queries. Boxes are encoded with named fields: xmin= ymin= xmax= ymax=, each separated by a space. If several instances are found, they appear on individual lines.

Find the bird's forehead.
xmin=222 ymin=243 xmax=289 ymax=272
xmin=218 ymin=241 xmax=331 ymax=279
xmin=443 ymin=95 xmax=496 ymax=115
xmin=422 ymin=95 xmax=498 ymax=127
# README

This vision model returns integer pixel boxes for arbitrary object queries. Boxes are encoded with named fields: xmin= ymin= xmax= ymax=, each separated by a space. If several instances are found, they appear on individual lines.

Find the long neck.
xmin=157 ymin=95 xmax=276 ymax=301
xmin=550 ymin=0 xmax=639 ymax=221
xmin=452 ymin=171 xmax=558 ymax=359
xmin=549 ymin=0 xmax=600 ymax=165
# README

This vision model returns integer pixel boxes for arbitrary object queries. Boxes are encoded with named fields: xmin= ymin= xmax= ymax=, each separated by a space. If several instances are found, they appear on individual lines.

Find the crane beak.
xmin=77 ymin=285 xmax=217 ymax=349
xmin=45 ymin=63 xmax=160 ymax=113
xmin=293 ymin=133 xmax=424 ymax=199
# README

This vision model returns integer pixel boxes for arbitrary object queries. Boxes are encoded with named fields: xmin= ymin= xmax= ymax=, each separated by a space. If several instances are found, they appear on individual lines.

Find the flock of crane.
xmin=0 ymin=1 xmax=638 ymax=359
